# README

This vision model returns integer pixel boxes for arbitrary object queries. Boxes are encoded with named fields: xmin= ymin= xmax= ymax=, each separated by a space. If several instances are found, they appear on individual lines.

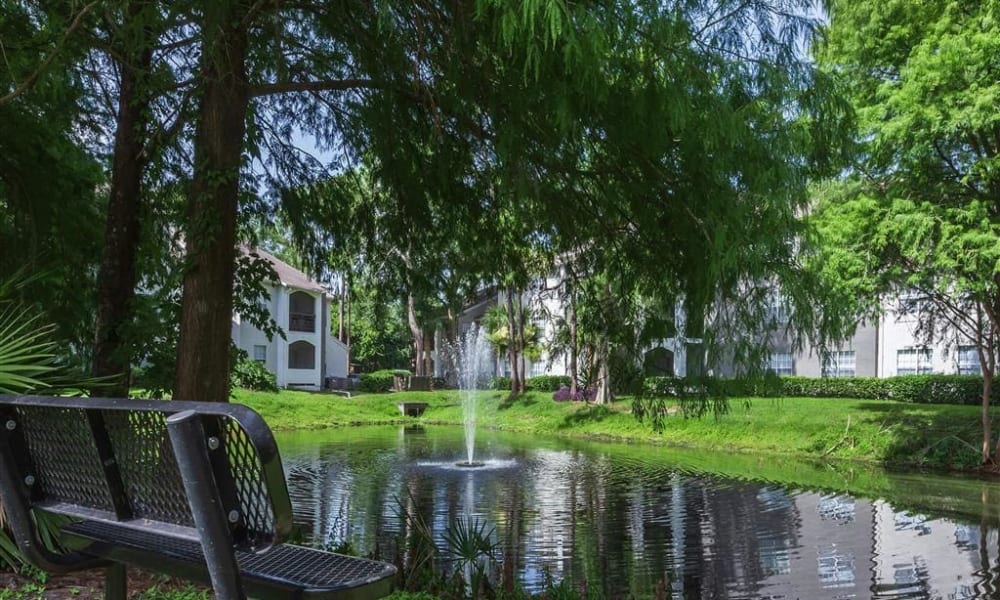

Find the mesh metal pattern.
xmin=16 ymin=407 xmax=114 ymax=512
xmin=65 ymin=520 xmax=396 ymax=591
xmin=102 ymin=410 xmax=193 ymax=526
xmin=221 ymin=418 xmax=276 ymax=548
xmin=12 ymin=401 xmax=278 ymax=548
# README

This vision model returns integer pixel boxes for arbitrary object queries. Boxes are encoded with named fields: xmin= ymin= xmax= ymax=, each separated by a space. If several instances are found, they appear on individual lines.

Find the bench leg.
xmin=105 ymin=563 xmax=126 ymax=600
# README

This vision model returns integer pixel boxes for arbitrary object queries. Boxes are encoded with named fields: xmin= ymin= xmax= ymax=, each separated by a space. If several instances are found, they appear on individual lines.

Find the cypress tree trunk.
xmin=338 ymin=276 xmax=345 ymax=341
xmin=568 ymin=287 xmax=578 ymax=396
xmin=595 ymin=334 xmax=610 ymax=404
xmin=984 ymin=340 xmax=997 ymax=464
xmin=92 ymin=0 xmax=154 ymax=397
xmin=517 ymin=292 xmax=527 ymax=393
xmin=407 ymin=290 xmax=424 ymax=376
xmin=174 ymin=1 xmax=249 ymax=401
xmin=984 ymin=370 xmax=993 ymax=464
xmin=345 ymin=275 xmax=352 ymax=375
xmin=504 ymin=289 xmax=520 ymax=395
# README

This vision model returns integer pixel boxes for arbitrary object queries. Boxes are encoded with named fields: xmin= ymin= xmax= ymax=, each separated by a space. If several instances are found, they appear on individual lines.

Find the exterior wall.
xmin=527 ymin=273 xmax=569 ymax=378
xmin=232 ymin=284 xmax=328 ymax=391
xmin=789 ymin=322 xmax=879 ymax=378
xmin=461 ymin=276 xmax=990 ymax=381
xmin=325 ymin=333 xmax=349 ymax=379
xmin=877 ymin=305 xmax=958 ymax=377
xmin=235 ymin=289 xmax=278 ymax=375
xmin=282 ymin=291 xmax=322 ymax=389
xmin=871 ymin=500 xmax=984 ymax=597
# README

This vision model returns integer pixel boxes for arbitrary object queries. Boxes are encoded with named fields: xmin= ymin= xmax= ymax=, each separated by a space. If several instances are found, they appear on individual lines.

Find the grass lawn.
xmin=232 ymin=388 xmax=999 ymax=470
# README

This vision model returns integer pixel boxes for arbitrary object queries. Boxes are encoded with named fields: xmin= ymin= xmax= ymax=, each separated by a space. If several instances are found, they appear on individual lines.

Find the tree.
xmin=343 ymin=285 xmax=411 ymax=373
xmin=815 ymin=0 xmax=1000 ymax=464
xmin=0 ymin=2 xmax=105 ymax=362
xmin=92 ymin=0 xmax=170 ymax=397
xmin=6 ymin=0 xmax=842 ymax=403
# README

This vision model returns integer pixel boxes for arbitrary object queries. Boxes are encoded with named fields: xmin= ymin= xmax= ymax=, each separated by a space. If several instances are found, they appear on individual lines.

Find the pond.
xmin=277 ymin=425 xmax=1000 ymax=599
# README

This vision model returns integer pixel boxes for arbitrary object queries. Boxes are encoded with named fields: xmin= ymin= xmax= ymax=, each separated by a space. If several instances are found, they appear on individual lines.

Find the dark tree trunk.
xmin=985 ymin=370 xmax=993 ymax=464
xmin=423 ymin=330 xmax=433 ymax=376
xmin=92 ymin=1 xmax=155 ymax=397
xmin=345 ymin=275 xmax=351 ymax=375
xmin=505 ymin=288 xmax=520 ymax=395
xmin=568 ymin=286 xmax=578 ymax=396
xmin=984 ymin=340 xmax=997 ymax=464
xmin=338 ymin=276 xmax=345 ymax=341
xmin=594 ymin=282 xmax=612 ymax=404
xmin=516 ymin=293 xmax=527 ymax=393
xmin=174 ymin=2 xmax=249 ymax=402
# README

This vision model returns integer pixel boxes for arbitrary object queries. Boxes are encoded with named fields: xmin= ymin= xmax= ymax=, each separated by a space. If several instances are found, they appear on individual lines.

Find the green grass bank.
xmin=232 ymin=388 xmax=1000 ymax=470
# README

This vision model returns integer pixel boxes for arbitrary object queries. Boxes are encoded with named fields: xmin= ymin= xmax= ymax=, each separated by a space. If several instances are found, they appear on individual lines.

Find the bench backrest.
xmin=0 ymin=395 xmax=292 ymax=553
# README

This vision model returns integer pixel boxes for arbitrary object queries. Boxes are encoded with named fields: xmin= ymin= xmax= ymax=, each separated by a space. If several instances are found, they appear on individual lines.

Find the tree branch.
xmin=249 ymin=78 xmax=375 ymax=97
xmin=0 ymin=1 xmax=100 ymax=105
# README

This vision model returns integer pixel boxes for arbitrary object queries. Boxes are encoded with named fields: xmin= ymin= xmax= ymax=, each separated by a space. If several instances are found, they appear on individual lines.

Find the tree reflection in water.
xmin=279 ymin=425 xmax=1000 ymax=599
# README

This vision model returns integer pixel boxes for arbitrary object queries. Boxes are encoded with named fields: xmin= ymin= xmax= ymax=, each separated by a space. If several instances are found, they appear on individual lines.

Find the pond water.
xmin=277 ymin=425 xmax=1000 ymax=599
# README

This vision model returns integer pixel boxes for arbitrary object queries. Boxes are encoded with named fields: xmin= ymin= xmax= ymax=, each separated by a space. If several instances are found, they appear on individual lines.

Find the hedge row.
xmin=642 ymin=374 xmax=995 ymax=405
xmin=358 ymin=369 xmax=411 ymax=393
xmin=489 ymin=375 xmax=573 ymax=391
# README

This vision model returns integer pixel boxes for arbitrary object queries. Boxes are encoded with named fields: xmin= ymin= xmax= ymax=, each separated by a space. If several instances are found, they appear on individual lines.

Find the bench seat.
xmin=0 ymin=395 xmax=396 ymax=599
xmin=63 ymin=520 xmax=394 ymax=600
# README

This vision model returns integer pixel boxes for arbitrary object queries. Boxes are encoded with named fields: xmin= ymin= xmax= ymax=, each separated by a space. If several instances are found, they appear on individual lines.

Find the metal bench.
xmin=0 ymin=395 xmax=396 ymax=600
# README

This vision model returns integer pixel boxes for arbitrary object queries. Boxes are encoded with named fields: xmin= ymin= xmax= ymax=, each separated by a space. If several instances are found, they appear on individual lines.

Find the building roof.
xmin=245 ymin=247 xmax=326 ymax=294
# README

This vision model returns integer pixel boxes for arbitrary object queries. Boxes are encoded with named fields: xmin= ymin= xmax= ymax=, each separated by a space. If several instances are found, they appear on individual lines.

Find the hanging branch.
xmin=0 ymin=1 xmax=100 ymax=105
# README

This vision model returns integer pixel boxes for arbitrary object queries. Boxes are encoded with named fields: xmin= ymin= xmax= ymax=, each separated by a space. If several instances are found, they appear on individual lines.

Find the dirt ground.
xmin=0 ymin=567 xmax=208 ymax=599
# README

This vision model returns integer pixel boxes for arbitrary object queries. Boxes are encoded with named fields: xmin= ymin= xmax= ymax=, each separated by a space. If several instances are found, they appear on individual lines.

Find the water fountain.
xmin=453 ymin=325 xmax=492 ymax=468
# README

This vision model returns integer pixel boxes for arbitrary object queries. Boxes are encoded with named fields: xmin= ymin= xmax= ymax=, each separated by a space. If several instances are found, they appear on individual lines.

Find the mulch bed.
xmin=0 ymin=567 xmax=208 ymax=599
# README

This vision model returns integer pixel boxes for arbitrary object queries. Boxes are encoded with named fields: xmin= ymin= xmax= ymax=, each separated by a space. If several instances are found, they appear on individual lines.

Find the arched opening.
xmin=288 ymin=341 xmax=316 ymax=369
xmin=289 ymin=291 xmax=316 ymax=332
xmin=643 ymin=347 xmax=674 ymax=377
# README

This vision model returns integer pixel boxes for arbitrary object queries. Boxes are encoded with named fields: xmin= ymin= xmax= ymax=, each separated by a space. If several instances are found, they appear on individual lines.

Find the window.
xmin=288 ymin=291 xmax=316 ymax=332
xmin=897 ymin=292 xmax=931 ymax=314
xmin=766 ymin=294 xmax=790 ymax=323
xmin=897 ymin=348 xmax=932 ymax=375
xmin=816 ymin=544 xmax=855 ymax=588
xmin=252 ymin=345 xmax=267 ymax=363
xmin=768 ymin=352 xmax=794 ymax=376
xmin=530 ymin=360 xmax=546 ymax=377
xmin=288 ymin=341 xmax=315 ymax=369
xmin=822 ymin=351 xmax=855 ymax=378
xmin=958 ymin=345 xmax=981 ymax=375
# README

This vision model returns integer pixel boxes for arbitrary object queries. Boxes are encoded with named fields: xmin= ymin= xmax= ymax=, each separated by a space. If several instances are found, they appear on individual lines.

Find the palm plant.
xmin=0 ymin=276 xmax=98 ymax=571
xmin=0 ymin=306 xmax=61 ymax=394
xmin=442 ymin=517 xmax=499 ymax=600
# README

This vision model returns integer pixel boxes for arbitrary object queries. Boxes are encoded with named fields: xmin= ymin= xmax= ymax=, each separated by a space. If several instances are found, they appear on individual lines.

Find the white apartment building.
xmin=231 ymin=249 xmax=348 ymax=390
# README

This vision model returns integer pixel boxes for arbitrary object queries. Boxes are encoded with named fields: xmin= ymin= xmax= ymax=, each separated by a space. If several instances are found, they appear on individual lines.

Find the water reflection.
xmin=278 ymin=426 xmax=1000 ymax=599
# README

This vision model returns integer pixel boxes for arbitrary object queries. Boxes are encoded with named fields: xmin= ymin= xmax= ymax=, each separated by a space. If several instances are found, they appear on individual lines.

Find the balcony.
xmin=289 ymin=312 xmax=315 ymax=333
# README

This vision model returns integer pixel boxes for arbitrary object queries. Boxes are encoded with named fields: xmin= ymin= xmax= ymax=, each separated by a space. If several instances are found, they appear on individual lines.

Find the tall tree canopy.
xmin=813 ymin=0 xmax=1000 ymax=463
xmin=3 ymin=0 xmax=844 ymax=401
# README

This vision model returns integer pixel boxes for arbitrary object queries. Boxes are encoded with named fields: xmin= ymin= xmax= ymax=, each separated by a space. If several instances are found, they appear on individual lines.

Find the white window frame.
xmin=822 ymin=351 xmax=856 ymax=378
xmin=957 ymin=345 xmax=981 ymax=375
xmin=252 ymin=344 xmax=267 ymax=363
xmin=896 ymin=348 xmax=933 ymax=375
xmin=768 ymin=352 xmax=794 ymax=376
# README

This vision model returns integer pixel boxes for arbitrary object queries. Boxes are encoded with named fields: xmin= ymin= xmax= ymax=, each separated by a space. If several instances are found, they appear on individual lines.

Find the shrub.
xmin=642 ymin=373 xmax=995 ymax=405
xmin=884 ymin=374 xmax=989 ymax=405
xmin=359 ymin=369 xmax=409 ymax=393
xmin=552 ymin=385 xmax=597 ymax=402
xmin=431 ymin=377 xmax=449 ymax=390
xmin=526 ymin=375 xmax=572 ymax=391
xmin=489 ymin=376 xmax=511 ymax=390
xmin=231 ymin=358 xmax=278 ymax=392
xmin=780 ymin=376 xmax=889 ymax=399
